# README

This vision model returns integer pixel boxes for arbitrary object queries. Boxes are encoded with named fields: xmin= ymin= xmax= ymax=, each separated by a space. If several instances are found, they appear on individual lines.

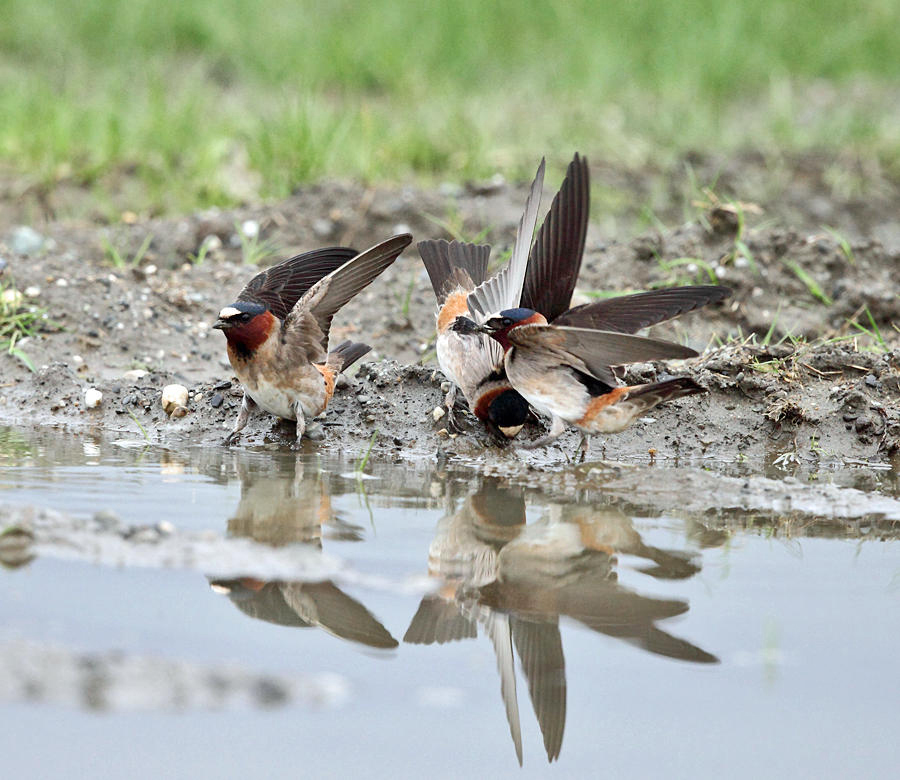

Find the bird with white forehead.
xmin=214 ymin=234 xmax=411 ymax=447
xmin=421 ymin=153 xmax=728 ymax=441
xmin=474 ymin=306 xmax=710 ymax=458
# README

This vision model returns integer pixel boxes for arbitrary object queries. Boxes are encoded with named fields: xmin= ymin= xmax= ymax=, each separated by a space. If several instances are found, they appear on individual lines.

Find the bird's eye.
xmin=240 ymin=313 xmax=252 ymax=322
xmin=502 ymin=317 xmax=513 ymax=327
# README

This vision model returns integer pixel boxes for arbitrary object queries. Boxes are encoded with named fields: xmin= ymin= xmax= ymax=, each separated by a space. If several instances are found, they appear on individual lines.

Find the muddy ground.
xmin=1 ymin=152 xmax=899 ymax=473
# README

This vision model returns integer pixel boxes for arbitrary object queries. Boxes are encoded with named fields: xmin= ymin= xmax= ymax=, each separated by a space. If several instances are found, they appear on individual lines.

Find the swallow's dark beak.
xmin=212 ymin=318 xmax=229 ymax=330
xmin=450 ymin=316 xmax=482 ymax=336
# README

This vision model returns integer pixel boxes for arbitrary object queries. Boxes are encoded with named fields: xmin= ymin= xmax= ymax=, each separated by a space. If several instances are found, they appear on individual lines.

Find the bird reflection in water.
xmin=209 ymin=456 xmax=398 ymax=649
xmin=405 ymin=479 xmax=717 ymax=765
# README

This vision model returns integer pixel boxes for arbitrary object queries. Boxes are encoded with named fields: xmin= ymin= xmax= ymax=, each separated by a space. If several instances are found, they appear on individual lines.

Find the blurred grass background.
xmin=1 ymin=0 xmax=898 ymax=215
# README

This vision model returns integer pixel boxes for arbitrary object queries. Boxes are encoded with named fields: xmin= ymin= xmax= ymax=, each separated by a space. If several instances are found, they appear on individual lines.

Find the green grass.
xmin=782 ymin=258 xmax=834 ymax=305
xmin=236 ymin=222 xmax=280 ymax=266
xmin=0 ymin=282 xmax=47 ymax=371
xmin=103 ymin=233 xmax=153 ymax=268
xmin=2 ymin=0 xmax=899 ymax=214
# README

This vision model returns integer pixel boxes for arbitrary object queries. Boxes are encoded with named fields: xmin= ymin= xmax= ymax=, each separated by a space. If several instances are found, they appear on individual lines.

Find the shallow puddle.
xmin=1 ymin=427 xmax=898 ymax=778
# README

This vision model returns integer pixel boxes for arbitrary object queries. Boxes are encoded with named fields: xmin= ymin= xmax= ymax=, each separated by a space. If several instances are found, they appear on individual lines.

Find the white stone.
xmin=432 ymin=406 xmax=446 ymax=421
xmin=84 ymin=388 xmax=103 ymax=409
xmin=161 ymin=384 xmax=189 ymax=415
xmin=123 ymin=369 xmax=149 ymax=381
xmin=0 ymin=288 xmax=23 ymax=306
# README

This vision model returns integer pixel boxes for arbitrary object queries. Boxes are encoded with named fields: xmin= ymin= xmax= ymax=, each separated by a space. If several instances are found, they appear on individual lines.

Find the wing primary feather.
xmin=522 ymin=153 xmax=590 ymax=321
xmin=468 ymin=158 xmax=546 ymax=322
xmin=296 ymin=233 xmax=412 ymax=340
xmin=236 ymin=246 xmax=358 ymax=320
xmin=554 ymin=285 xmax=731 ymax=331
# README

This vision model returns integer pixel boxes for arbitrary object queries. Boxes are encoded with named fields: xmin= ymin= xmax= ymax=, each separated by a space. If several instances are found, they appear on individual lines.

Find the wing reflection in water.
xmin=405 ymin=479 xmax=716 ymax=765
xmin=209 ymin=456 xmax=398 ymax=650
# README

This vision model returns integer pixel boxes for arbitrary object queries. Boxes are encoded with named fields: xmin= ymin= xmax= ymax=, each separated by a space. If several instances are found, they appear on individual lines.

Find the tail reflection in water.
xmin=405 ymin=479 xmax=717 ymax=765
xmin=209 ymin=457 xmax=398 ymax=650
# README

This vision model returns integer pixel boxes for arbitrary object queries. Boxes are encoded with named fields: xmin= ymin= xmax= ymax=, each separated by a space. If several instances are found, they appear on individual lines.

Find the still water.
xmin=1 ymin=428 xmax=897 ymax=778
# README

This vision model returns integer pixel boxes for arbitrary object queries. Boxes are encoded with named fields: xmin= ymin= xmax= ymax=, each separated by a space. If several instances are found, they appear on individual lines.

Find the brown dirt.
xmin=1 ymin=153 xmax=898 ymax=473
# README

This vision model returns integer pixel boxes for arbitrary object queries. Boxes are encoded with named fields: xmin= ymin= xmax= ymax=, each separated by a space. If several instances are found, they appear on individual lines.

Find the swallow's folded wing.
xmin=521 ymin=152 xmax=590 ymax=323
xmin=468 ymin=158 xmax=546 ymax=323
xmin=510 ymin=324 xmax=698 ymax=386
xmin=554 ymin=285 xmax=731 ymax=332
xmin=236 ymin=246 xmax=358 ymax=320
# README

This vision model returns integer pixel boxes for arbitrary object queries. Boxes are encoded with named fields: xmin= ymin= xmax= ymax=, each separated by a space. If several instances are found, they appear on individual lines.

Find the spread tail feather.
xmin=418 ymin=239 xmax=491 ymax=303
xmin=327 ymin=340 xmax=371 ymax=372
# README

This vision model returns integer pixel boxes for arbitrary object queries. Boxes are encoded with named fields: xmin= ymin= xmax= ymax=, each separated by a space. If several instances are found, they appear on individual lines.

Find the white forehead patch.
xmin=218 ymin=306 xmax=242 ymax=319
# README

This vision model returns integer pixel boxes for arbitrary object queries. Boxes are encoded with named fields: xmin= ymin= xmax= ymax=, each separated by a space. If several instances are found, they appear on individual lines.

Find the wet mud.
xmin=2 ymin=166 xmax=899 ymax=473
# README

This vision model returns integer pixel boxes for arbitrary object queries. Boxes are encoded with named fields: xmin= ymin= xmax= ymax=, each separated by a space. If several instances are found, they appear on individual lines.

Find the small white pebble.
xmin=432 ymin=406 xmax=446 ymax=421
xmin=24 ymin=286 xmax=41 ymax=297
xmin=72 ymin=355 xmax=84 ymax=365
xmin=161 ymin=384 xmax=189 ymax=415
xmin=241 ymin=219 xmax=259 ymax=238
xmin=143 ymin=264 xmax=157 ymax=276
xmin=201 ymin=234 xmax=222 ymax=252
xmin=0 ymin=288 xmax=23 ymax=306
xmin=55 ymin=278 xmax=69 ymax=287
xmin=84 ymin=388 xmax=103 ymax=409
xmin=123 ymin=369 xmax=148 ymax=381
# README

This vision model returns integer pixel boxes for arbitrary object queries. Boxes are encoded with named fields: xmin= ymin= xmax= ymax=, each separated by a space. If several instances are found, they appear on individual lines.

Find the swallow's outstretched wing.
xmin=468 ymin=158 xmax=546 ymax=324
xmin=418 ymin=239 xmax=491 ymax=303
xmin=508 ymin=324 xmax=698 ymax=387
xmin=521 ymin=153 xmax=590 ymax=322
xmin=554 ymin=285 xmax=731 ymax=332
xmin=511 ymin=618 xmax=567 ymax=762
xmin=285 ymin=234 xmax=412 ymax=360
xmin=281 ymin=581 xmax=399 ymax=649
xmin=237 ymin=246 xmax=358 ymax=320
xmin=479 ymin=608 xmax=523 ymax=766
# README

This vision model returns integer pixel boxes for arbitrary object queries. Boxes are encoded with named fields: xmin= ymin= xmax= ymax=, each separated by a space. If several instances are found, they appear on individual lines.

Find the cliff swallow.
xmin=405 ymin=478 xmax=716 ymax=764
xmin=209 ymin=457 xmax=397 ymax=649
xmin=214 ymin=234 xmax=412 ymax=446
xmin=477 ymin=308 xmax=709 ymax=455
xmin=419 ymin=157 xmax=551 ymax=437
xmin=421 ymin=153 xmax=729 ymax=439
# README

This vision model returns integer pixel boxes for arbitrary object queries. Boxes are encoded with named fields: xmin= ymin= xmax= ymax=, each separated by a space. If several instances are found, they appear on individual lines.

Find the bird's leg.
xmin=577 ymin=432 xmax=590 ymax=463
xmin=291 ymin=403 xmax=307 ymax=450
xmin=224 ymin=393 xmax=257 ymax=446
xmin=444 ymin=383 xmax=461 ymax=432
xmin=518 ymin=415 xmax=568 ymax=450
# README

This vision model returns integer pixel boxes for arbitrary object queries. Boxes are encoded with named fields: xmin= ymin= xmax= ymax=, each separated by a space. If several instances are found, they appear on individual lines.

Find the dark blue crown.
xmin=498 ymin=307 xmax=537 ymax=321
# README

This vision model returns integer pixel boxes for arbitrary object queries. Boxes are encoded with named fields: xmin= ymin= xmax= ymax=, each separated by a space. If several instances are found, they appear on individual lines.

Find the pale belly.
xmin=436 ymin=329 xmax=496 ymax=402
xmin=506 ymin=359 xmax=588 ymax=422
xmin=235 ymin=364 xmax=326 ymax=421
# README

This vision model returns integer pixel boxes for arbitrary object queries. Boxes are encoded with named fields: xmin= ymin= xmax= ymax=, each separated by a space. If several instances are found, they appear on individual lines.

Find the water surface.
xmin=1 ymin=428 xmax=897 ymax=778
